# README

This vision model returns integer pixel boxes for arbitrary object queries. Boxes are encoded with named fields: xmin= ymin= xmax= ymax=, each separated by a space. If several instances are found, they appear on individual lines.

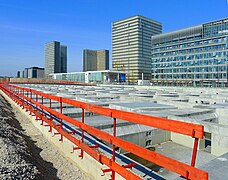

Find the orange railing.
xmin=0 ymin=83 xmax=208 ymax=180
xmin=0 ymin=78 xmax=95 ymax=86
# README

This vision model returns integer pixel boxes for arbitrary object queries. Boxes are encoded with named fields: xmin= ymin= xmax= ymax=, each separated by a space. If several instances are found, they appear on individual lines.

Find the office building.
xmin=27 ymin=67 xmax=44 ymax=78
xmin=18 ymin=67 xmax=44 ymax=78
xmin=60 ymin=45 xmax=67 ymax=73
xmin=17 ymin=71 xmax=20 ymax=78
xmin=151 ymin=18 xmax=228 ymax=87
xmin=19 ymin=70 xmax=24 ymax=78
xmin=23 ymin=68 xmax=29 ymax=78
xmin=112 ymin=15 xmax=162 ymax=83
xmin=45 ymin=41 xmax=67 ymax=78
xmin=83 ymin=49 xmax=109 ymax=72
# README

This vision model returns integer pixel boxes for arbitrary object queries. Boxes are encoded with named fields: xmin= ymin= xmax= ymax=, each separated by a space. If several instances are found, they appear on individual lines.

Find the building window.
xmin=146 ymin=140 xmax=152 ymax=146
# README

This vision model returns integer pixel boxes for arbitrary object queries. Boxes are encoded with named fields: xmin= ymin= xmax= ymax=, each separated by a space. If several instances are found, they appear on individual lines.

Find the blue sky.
xmin=0 ymin=0 xmax=227 ymax=76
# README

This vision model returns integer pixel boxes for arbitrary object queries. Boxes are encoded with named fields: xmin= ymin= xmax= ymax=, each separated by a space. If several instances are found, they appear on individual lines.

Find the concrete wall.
xmin=114 ymin=129 xmax=170 ymax=153
xmin=216 ymin=108 xmax=228 ymax=125
xmin=188 ymin=96 xmax=225 ymax=104
xmin=207 ymin=124 xmax=228 ymax=156
xmin=171 ymin=120 xmax=228 ymax=157
xmin=171 ymin=133 xmax=205 ymax=150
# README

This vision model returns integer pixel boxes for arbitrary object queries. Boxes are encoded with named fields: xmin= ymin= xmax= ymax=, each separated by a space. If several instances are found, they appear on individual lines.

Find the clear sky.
xmin=0 ymin=0 xmax=227 ymax=76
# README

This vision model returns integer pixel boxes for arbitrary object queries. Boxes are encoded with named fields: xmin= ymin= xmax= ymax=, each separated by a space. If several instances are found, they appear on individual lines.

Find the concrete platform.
xmin=200 ymin=152 xmax=228 ymax=180
xmin=13 ymin=83 xmax=228 ymax=169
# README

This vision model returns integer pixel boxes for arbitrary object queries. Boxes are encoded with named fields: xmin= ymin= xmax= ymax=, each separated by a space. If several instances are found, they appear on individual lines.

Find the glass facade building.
xmin=49 ymin=70 xmax=126 ymax=84
xmin=151 ymin=18 xmax=228 ymax=87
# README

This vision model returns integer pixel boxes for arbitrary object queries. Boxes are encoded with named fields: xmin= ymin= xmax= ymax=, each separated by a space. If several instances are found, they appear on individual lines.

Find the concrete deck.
xmin=12 ymin=83 xmax=228 ymax=179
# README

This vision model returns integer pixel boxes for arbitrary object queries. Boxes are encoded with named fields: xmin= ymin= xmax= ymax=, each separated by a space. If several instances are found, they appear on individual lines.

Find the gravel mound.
xmin=0 ymin=95 xmax=41 ymax=179
xmin=0 ymin=93 xmax=90 ymax=180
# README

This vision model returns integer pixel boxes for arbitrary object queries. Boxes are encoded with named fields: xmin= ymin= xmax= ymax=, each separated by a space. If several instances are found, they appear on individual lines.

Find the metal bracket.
xmin=101 ymin=163 xmax=136 ymax=176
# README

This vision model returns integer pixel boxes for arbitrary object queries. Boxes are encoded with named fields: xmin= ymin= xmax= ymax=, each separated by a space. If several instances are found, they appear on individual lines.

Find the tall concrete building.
xmin=83 ymin=49 xmax=109 ymax=72
xmin=45 ymin=41 xmax=67 ymax=78
xmin=151 ymin=18 xmax=228 ymax=87
xmin=112 ymin=15 xmax=162 ymax=83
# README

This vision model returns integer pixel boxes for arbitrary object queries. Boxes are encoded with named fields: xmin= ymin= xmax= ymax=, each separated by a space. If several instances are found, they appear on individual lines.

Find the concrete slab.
xmin=200 ymin=152 xmax=228 ymax=180
xmin=152 ymin=141 xmax=216 ymax=180
xmin=109 ymin=102 xmax=174 ymax=112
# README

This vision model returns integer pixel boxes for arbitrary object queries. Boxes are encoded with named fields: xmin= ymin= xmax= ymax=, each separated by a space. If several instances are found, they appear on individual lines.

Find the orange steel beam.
xmin=3 ymin=84 xmax=209 ymax=180
xmin=10 ymin=84 xmax=204 ymax=138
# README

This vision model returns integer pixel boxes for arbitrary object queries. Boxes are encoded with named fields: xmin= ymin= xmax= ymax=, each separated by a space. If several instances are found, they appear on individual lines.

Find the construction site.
xmin=0 ymin=78 xmax=228 ymax=180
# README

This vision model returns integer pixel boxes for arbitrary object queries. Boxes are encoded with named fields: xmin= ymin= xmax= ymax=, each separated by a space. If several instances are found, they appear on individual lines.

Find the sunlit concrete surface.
xmin=7 ymin=83 xmax=228 ymax=179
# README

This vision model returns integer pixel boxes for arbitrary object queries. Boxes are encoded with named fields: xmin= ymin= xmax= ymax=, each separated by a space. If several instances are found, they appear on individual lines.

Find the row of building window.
xmin=152 ymin=20 xmax=228 ymax=47
xmin=203 ymin=22 xmax=228 ymax=38
xmin=152 ymin=37 xmax=226 ymax=52
xmin=152 ymin=36 xmax=202 ymax=47
xmin=152 ymin=59 xmax=227 ymax=68
xmin=154 ymin=73 xmax=227 ymax=79
xmin=153 ymin=65 xmax=227 ymax=73
xmin=153 ymin=51 xmax=227 ymax=62
xmin=152 ymin=44 xmax=226 ymax=57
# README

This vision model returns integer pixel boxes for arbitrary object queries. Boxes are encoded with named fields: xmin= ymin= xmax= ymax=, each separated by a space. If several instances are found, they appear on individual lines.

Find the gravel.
xmin=0 ymin=94 xmax=90 ymax=180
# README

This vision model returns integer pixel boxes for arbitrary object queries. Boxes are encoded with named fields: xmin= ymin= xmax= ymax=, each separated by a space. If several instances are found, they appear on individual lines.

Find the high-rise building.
xmin=23 ymin=68 xmax=29 ymax=78
xmin=60 ymin=45 xmax=67 ymax=73
xmin=151 ymin=18 xmax=228 ymax=87
xmin=112 ymin=15 xmax=162 ymax=83
xmin=17 ymin=71 xmax=20 ymax=78
xmin=45 ymin=41 xmax=67 ymax=78
xmin=83 ymin=49 xmax=109 ymax=72
xmin=19 ymin=70 xmax=24 ymax=78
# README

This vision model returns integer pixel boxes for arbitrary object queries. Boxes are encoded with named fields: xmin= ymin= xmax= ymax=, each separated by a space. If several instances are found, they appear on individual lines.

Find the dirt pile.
xmin=0 ymin=95 xmax=42 ymax=179
xmin=0 ymin=94 xmax=90 ymax=180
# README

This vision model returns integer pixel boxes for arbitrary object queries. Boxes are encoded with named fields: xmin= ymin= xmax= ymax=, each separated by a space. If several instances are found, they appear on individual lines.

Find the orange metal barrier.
xmin=2 ymin=78 xmax=95 ymax=86
xmin=0 ymin=78 xmax=10 ymax=83
xmin=0 ymin=83 xmax=208 ymax=180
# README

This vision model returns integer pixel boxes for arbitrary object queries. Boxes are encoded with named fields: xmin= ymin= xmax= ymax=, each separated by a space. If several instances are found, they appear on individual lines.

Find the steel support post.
xmin=59 ymin=97 xmax=63 ymax=141
xmin=22 ymin=89 xmax=24 ymax=109
xmin=30 ymin=90 xmax=33 ymax=115
xmin=79 ymin=108 xmax=85 ymax=158
xmin=41 ymin=96 xmax=44 ymax=116
xmin=191 ymin=138 xmax=199 ymax=167
xmin=111 ymin=118 xmax=117 ymax=180
xmin=48 ymin=98 xmax=52 ymax=131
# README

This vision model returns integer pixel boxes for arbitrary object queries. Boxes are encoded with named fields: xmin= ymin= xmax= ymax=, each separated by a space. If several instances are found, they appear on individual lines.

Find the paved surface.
xmin=200 ymin=152 xmax=228 ymax=180
xmin=153 ymin=141 xmax=216 ymax=179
